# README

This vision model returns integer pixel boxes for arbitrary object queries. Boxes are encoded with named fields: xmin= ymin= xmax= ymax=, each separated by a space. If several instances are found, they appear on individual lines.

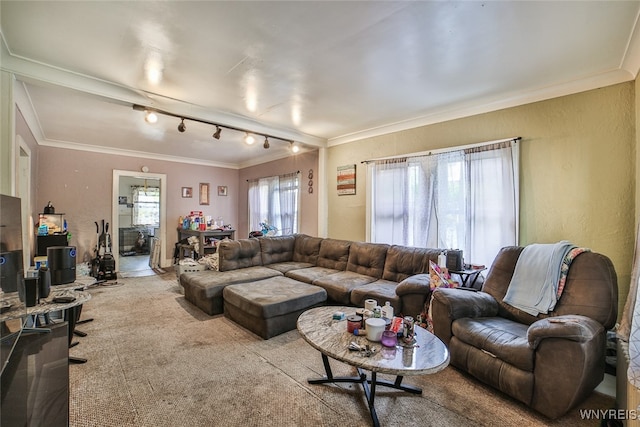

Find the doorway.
xmin=111 ymin=170 xmax=167 ymax=277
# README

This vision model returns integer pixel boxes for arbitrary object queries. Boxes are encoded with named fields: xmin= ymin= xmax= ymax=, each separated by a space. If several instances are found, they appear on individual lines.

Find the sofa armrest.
xmin=527 ymin=314 xmax=604 ymax=350
xmin=432 ymin=288 xmax=499 ymax=319
xmin=430 ymin=288 xmax=498 ymax=346
xmin=396 ymin=274 xmax=431 ymax=296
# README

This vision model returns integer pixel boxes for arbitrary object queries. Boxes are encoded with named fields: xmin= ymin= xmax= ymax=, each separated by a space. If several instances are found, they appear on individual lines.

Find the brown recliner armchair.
xmin=430 ymin=246 xmax=618 ymax=419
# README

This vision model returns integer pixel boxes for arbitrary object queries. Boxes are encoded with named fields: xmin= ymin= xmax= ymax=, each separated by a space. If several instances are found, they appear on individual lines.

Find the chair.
xmin=430 ymin=246 xmax=618 ymax=419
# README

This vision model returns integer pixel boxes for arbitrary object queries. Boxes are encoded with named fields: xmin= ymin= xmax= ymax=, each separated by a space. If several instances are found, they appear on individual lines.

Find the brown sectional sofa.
xmin=179 ymin=234 xmax=440 ymax=338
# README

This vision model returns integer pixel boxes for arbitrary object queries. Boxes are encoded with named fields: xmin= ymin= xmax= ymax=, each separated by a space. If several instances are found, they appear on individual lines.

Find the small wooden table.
xmin=297 ymin=306 xmax=449 ymax=427
xmin=176 ymin=227 xmax=236 ymax=258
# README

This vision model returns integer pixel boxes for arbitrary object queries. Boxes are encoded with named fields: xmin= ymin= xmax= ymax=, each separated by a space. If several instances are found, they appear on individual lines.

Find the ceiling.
xmin=2 ymin=1 xmax=640 ymax=169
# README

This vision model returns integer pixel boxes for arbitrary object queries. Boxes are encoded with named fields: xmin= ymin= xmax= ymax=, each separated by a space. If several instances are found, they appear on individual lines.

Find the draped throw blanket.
xmin=503 ymin=241 xmax=576 ymax=316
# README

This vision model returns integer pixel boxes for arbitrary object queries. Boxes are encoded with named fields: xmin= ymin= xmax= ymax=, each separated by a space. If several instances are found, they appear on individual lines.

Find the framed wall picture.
xmin=218 ymin=185 xmax=228 ymax=196
xmin=199 ymin=183 xmax=210 ymax=205
xmin=337 ymin=164 xmax=356 ymax=195
xmin=181 ymin=187 xmax=193 ymax=198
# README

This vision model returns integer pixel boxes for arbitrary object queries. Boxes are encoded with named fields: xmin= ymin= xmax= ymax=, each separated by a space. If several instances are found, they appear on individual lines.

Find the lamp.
xmin=212 ymin=126 xmax=222 ymax=140
xmin=263 ymin=137 xmax=270 ymax=149
xmin=178 ymin=118 xmax=186 ymax=133
xmin=245 ymin=133 xmax=255 ymax=145
xmin=144 ymin=111 xmax=158 ymax=124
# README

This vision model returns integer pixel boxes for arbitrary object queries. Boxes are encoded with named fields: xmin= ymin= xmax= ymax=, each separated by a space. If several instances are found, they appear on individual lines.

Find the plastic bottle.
xmin=381 ymin=301 xmax=394 ymax=319
xmin=438 ymin=251 xmax=447 ymax=268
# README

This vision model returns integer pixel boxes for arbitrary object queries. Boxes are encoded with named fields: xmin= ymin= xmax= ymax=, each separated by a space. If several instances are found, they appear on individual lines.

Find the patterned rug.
xmin=69 ymin=273 xmax=614 ymax=427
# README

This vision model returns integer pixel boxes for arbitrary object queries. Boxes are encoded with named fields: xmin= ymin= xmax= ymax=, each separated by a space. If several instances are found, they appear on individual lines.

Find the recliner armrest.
xmin=431 ymin=287 xmax=499 ymax=320
xmin=527 ymin=314 xmax=604 ymax=349
xmin=396 ymin=274 xmax=431 ymax=296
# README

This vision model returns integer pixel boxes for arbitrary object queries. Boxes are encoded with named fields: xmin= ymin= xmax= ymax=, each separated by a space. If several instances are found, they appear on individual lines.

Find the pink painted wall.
xmin=35 ymin=146 xmax=239 ymax=265
xmin=238 ymin=150 xmax=319 ymax=237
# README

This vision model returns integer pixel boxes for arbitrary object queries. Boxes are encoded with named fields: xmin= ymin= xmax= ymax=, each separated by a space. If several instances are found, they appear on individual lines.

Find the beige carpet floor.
xmin=69 ymin=273 xmax=614 ymax=427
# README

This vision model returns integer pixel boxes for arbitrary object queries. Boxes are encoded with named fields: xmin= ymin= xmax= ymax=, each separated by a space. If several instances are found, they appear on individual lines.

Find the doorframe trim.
xmin=111 ymin=170 xmax=168 ymax=269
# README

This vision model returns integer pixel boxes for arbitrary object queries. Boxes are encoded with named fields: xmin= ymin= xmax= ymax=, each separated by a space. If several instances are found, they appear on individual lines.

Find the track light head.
xmin=213 ymin=126 xmax=222 ymax=140
xmin=178 ymin=118 xmax=186 ymax=133
xmin=263 ymin=137 xmax=270 ymax=149
xmin=144 ymin=111 xmax=158 ymax=124
xmin=245 ymin=133 xmax=255 ymax=145
xmin=291 ymin=142 xmax=300 ymax=153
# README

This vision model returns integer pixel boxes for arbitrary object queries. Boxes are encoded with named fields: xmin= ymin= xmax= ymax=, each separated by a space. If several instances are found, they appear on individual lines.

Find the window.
xmin=248 ymin=172 xmax=299 ymax=236
xmin=368 ymin=140 xmax=519 ymax=268
xmin=132 ymin=186 xmax=160 ymax=226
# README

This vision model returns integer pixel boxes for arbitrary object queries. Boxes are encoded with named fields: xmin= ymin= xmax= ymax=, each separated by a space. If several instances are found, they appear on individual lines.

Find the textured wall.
xmin=238 ymin=150 xmax=319 ymax=237
xmin=35 ymin=146 xmax=239 ymax=266
xmin=326 ymin=82 xmax=635 ymax=319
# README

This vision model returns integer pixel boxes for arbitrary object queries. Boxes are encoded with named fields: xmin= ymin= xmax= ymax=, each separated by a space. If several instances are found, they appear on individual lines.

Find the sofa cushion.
xmin=312 ymin=271 xmax=378 ymax=305
xmin=316 ymin=238 xmax=351 ymax=270
xmin=349 ymin=279 xmax=401 ymax=313
xmin=180 ymin=266 xmax=283 ymax=315
xmin=223 ymin=276 xmax=327 ymax=319
xmin=260 ymin=235 xmax=296 ymax=265
xmin=382 ymin=245 xmax=439 ymax=282
xmin=346 ymin=242 xmax=389 ymax=279
xmin=266 ymin=262 xmax=315 ymax=274
xmin=218 ymin=238 xmax=263 ymax=271
xmin=285 ymin=266 xmax=341 ymax=284
xmin=452 ymin=317 xmax=533 ymax=372
xmin=292 ymin=234 xmax=323 ymax=264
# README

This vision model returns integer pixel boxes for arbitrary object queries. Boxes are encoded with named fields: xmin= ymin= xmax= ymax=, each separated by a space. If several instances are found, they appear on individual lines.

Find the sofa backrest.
xmin=482 ymin=246 xmax=618 ymax=329
xmin=317 ymin=238 xmax=351 ymax=270
xmin=292 ymin=234 xmax=323 ymax=264
xmin=382 ymin=245 xmax=440 ymax=282
xmin=346 ymin=242 xmax=389 ymax=278
xmin=259 ymin=235 xmax=296 ymax=265
xmin=217 ymin=238 xmax=263 ymax=271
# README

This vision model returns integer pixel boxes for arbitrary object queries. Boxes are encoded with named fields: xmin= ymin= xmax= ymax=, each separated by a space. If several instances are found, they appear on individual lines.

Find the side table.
xmin=448 ymin=268 xmax=486 ymax=288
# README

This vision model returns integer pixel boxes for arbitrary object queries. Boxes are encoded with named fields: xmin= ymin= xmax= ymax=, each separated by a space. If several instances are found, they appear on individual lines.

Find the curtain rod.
xmin=246 ymin=170 xmax=300 ymax=182
xmin=361 ymin=136 xmax=521 ymax=164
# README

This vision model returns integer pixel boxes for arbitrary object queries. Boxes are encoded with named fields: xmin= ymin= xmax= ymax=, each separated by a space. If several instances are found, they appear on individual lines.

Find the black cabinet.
xmin=36 ymin=234 xmax=68 ymax=257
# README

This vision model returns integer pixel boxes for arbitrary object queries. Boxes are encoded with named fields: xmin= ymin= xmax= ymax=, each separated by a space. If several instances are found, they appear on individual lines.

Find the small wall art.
xmin=199 ymin=183 xmax=210 ymax=205
xmin=337 ymin=164 xmax=356 ymax=195
xmin=218 ymin=185 xmax=228 ymax=196
xmin=182 ymin=187 xmax=193 ymax=198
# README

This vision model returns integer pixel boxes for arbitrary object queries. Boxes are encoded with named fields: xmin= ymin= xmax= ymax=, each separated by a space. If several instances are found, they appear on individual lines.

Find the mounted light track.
xmin=132 ymin=104 xmax=295 ymax=149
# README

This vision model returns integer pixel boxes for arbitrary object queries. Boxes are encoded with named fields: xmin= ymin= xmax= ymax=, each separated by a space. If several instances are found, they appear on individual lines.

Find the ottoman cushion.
xmin=223 ymin=277 xmax=327 ymax=319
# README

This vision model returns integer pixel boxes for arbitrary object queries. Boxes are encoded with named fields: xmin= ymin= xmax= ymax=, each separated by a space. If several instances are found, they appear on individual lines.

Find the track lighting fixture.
xmin=144 ymin=110 xmax=158 ymax=124
xmin=133 ymin=103 xmax=297 ymax=152
xmin=212 ymin=126 xmax=222 ymax=140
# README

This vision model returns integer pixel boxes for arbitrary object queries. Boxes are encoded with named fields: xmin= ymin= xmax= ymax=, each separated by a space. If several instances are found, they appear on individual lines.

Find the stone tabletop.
xmin=0 ymin=288 xmax=91 ymax=322
xmin=297 ymin=305 xmax=449 ymax=376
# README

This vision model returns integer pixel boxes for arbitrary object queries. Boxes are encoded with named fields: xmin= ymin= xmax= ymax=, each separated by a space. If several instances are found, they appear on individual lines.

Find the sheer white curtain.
xmin=465 ymin=141 xmax=519 ymax=267
xmin=248 ymin=172 xmax=299 ymax=236
xmin=369 ymin=139 xmax=519 ymax=268
xmin=131 ymin=186 xmax=160 ymax=226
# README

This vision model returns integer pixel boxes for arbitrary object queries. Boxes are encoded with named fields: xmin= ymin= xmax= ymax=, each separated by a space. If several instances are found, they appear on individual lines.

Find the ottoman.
xmin=223 ymin=276 xmax=327 ymax=339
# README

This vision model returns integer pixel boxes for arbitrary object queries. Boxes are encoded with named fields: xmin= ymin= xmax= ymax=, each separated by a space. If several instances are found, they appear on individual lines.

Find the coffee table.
xmin=297 ymin=306 xmax=449 ymax=426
